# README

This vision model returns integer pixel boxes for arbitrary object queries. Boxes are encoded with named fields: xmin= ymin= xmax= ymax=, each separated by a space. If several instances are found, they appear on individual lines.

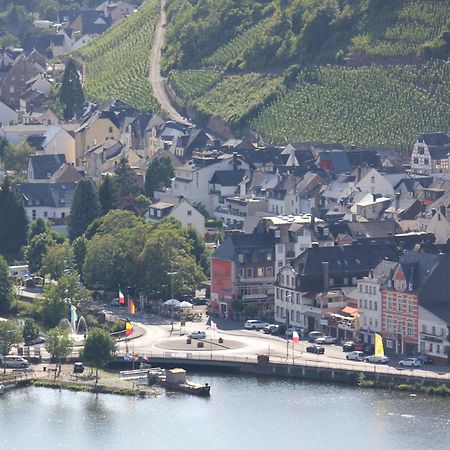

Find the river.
xmin=0 ymin=373 xmax=449 ymax=450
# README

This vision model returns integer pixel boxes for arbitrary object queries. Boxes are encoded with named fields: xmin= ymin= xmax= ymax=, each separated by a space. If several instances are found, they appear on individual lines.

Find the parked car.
xmin=306 ymin=344 xmax=325 ymax=354
xmin=342 ymin=341 xmax=356 ymax=352
xmin=188 ymin=331 xmax=206 ymax=339
xmin=244 ymin=320 xmax=267 ymax=330
xmin=73 ymin=362 xmax=84 ymax=373
xmin=273 ymin=325 xmax=286 ymax=336
xmin=263 ymin=324 xmax=278 ymax=334
xmin=315 ymin=336 xmax=337 ymax=345
xmin=308 ymin=331 xmax=324 ymax=342
xmin=417 ymin=354 xmax=434 ymax=365
xmin=365 ymin=355 xmax=390 ymax=364
xmin=346 ymin=351 xmax=365 ymax=361
xmin=0 ymin=356 xmax=29 ymax=368
xmin=28 ymin=336 xmax=45 ymax=345
xmin=399 ymin=357 xmax=421 ymax=367
xmin=110 ymin=298 xmax=121 ymax=307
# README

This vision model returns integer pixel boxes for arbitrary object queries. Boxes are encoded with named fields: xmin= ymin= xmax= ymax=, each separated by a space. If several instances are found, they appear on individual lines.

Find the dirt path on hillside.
xmin=150 ymin=0 xmax=192 ymax=125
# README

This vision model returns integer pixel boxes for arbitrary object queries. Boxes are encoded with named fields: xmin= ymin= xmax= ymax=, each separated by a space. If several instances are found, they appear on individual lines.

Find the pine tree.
xmin=144 ymin=156 xmax=174 ymax=198
xmin=68 ymin=178 xmax=100 ymax=241
xmin=99 ymin=175 xmax=120 ymax=215
xmin=0 ymin=177 xmax=28 ymax=261
xmin=59 ymin=58 xmax=85 ymax=120
xmin=115 ymin=157 xmax=140 ymax=200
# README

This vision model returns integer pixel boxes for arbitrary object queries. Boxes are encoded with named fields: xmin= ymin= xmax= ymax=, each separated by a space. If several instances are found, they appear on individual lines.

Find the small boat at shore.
xmin=149 ymin=368 xmax=211 ymax=397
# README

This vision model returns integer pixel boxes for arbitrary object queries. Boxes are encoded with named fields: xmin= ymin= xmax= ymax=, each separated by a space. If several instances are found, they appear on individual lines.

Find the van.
xmin=1 ymin=356 xmax=29 ymax=369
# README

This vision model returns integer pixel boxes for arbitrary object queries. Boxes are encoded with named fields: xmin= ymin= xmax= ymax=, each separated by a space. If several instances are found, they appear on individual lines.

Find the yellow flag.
xmin=374 ymin=333 xmax=384 ymax=357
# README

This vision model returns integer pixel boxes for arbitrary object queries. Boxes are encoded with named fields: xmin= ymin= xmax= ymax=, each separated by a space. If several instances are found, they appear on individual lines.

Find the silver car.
xmin=346 ymin=351 xmax=365 ymax=361
xmin=365 ymin=354 xmax=390 ymax=364
xmin=399 ymin=357 xmax=421 ymax=367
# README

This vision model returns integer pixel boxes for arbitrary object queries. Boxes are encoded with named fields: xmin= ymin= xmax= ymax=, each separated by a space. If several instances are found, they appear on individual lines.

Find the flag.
xmin=374 ymin=333 xmax=384 ymax=357
xmin=118 ymin=289 xmax=125 ymax=304
xmin=125 ymin=320 xmax=133 ymax=336
xmin=129 ymin=299 xmax=135 ymax=315
xmin=292 ymin=330 xmax=300 ymax=344
xmin=70 ymin=304 xmax=78 ymax=325
xmin=211 ymin=320 xmax=218 ymax=335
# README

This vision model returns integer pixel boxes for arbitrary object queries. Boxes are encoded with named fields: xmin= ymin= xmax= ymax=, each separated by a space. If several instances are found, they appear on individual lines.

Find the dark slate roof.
xmin=29 ymin=154 xmax=66 ymax=180
xmin=210 ymin=169 xmax=246 ymax=187
xmin=18 ymin=182 xmax=76 ymax=208
xmin=329 ymin=220 xmax=401 ymax=239
xmin=25 ymin=135 xmax=45 ymax=150
xmin=291 ymin=242 xmax=401 ymax=292
xmin=419 ymin=132 xmax=450 ymax=147
xmin=399 ymin=251 xmax=450 ymax=323
xmin=429 ymin=147 xmax=450 ymax=160
xmin=212 ymin=233 xmax=276 ymax=261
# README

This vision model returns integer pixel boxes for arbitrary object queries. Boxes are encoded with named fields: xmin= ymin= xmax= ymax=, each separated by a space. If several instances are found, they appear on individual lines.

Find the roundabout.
xmin=154 ymin=336 xmax=246 ymax=352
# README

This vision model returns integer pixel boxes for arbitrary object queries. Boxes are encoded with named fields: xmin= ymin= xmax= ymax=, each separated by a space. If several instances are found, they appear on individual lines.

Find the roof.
xmin=18 ymin=182 xmax=76 ymax=208
xmin=210 ymin=169 xmax=246 ymax=187
xmin=49 ymin=164 xmax=82 ymax=183
xmin=419 ymin=132 xmax=450 ymax=147
xmin=29 ymin=154 xmax=66 ymax=180
xmin=429 ymin=147 xmax=450 ymax=160
xmin=212 ymin=233 xmax=276 ymax=261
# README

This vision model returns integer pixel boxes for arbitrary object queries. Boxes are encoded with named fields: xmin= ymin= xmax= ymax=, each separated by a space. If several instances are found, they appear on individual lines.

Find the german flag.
xmin=125 ymin=320 xmax=134 ymax=336
xmin=129 ymin=299 xmax=135 ymax=315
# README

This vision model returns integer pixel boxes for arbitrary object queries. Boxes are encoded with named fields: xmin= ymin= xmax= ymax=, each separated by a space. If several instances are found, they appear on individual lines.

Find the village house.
xmin=410 ymin=132 xmax=450 ymax=175
xmin=0 ymin=100 xmax=18 ymax=125
xmin=27 ymin=154 xmax=66 ymax=183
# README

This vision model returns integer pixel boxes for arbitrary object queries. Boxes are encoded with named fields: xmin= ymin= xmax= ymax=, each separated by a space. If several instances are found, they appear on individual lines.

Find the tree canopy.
xmin=144 ymin=156 xmax=174 ymax=198
xmin=59 ymin=58 xmax=85 ymax=120
xmin=68 ymin=178 xmax=100 ymax=241
xmin=0 ymin=177 xmax=28 ymax=261
xmin=0 ymin=255 xmax=14 ymax=313
xmin=0 ymin=320 xmax=22 ymax=371
xmin=45 ymin=326 xmax=74 ymax=375
xmin=98 ymin=175 xmax=120 ymax=215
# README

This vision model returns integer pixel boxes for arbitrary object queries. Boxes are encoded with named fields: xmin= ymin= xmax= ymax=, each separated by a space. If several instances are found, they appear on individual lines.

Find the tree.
xmin=82 ymin=327 xmax=116 ymax=387
xmin=45 ymin=327 xmax=74 ymax=377
xmin=0 ymin=320 xmax=22 ymax=373
xmin=68 ymin=178 xmax=100 ymax=241
xmin=29 ymin=218 xmax=49 ymax=241
xmin=25 ymin=233 xmax=55 ymax=274
xmin=186 ymin=226 xmax=209 ymax=275
xmin=0 ymin=136 xmax=12 ymax=161
xmin=0 ymin=255 xmax=14 ymax=313
xmin=98 ymin=175 xmax=119 ymax=215
xmin=38 ymin=274 xmax=88 ymax=327
xmin=2 ymin=142 xmax=33 ymax=174
xmin=22 ymin=318 xmax=40 ymax=346
xmin=72 ymin=236 xmax=87 ymax=276
xmin=59 ymin=58 xmax=84 ymax=120
xmin=0 ymin=177 xmax=28 ymax=261
xmin=41 ymin=242 xmax=74 ymax=280
xmin=114 ymin=157 xmax=140 ymax=199
xmin=144 ymin=156 xmax=174 ymax=198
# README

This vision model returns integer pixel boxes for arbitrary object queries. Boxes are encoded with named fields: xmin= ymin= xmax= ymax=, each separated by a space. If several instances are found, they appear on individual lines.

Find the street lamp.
xmin=167 ymin=271 xmax=178 ymax=332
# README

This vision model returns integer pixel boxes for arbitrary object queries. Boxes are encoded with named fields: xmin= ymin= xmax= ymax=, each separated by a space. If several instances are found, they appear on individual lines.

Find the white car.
xmin=188 ymin=331 xmax=206 ymax=339
xmin=244 ymin=320 xmax=267 ymax=330
xmin=365 ymin=355 xmax=390 ymax=364
xmin=315 ymin=336 xmax=337 ymax=345
xmin=399 ymin=357 xmax=421 ymax=367
xmin=346 ymin=351 xmax=365 ymax=361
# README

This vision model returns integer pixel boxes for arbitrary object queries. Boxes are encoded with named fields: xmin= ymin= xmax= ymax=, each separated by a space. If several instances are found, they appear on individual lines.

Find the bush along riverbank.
xmin=32 ymin=379 xmax=157 ymax=398
xmin=357 ymin=373 xmax=450 ymax=396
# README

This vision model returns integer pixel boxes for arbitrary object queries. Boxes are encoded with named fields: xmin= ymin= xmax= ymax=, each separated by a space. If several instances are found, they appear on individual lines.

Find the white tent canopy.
xmin=177 ymin=300 xmax=193 ymax=309
xmin=164 ymin=299 xmax=180 ymax=307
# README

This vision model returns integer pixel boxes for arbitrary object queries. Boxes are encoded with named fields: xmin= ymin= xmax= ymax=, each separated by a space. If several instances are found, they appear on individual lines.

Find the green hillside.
xmin=76 ymin=0 xmax=159 ymax=111
xmin=162 ymin=0 xmax=450 ymax=150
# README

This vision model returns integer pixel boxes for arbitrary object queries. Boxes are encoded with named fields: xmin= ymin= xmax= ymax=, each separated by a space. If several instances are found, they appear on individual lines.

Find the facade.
xmin=410 ymin=133 xmax=450 ymax=174
xmin=418 ymin=306 xmax=448 ymax=363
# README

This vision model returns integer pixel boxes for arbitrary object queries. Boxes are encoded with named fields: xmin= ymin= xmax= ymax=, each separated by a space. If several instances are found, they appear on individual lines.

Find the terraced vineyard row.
xmin=251 ymin=61 xmax=450 ymax=152
xmin=201 ymin=19 xmax=271 ymax=68
xmin=77 ymin=0 xmax=159 ymax=111
xmin=350 ymin=0 xmax=450 ymax=58
xmin=168 ymin=70 xmax=223 ymax=102
xmin=169 ymin=71 xmax=282 ymax=128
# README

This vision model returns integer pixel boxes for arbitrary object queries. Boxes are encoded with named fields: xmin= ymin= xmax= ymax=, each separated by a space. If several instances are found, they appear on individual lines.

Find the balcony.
xmin=419 ymin=332 xmax=444 ymax=343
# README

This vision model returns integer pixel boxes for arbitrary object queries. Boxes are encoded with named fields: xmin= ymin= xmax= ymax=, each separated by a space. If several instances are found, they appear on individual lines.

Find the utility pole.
xmin=167 ymin=271 xmax=177 ymax=332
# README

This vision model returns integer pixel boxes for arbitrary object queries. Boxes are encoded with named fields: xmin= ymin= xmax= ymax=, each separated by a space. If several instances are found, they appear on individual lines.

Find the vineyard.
xmin=250 ymin=61 xmax=450 ymax=152
xmin=169 ymin=71 xmax=282 ymax=128
xmin=349 ymin=0 xmax=450 ymax=58
xmin=76 ymin=0 xmax=159 ymax=111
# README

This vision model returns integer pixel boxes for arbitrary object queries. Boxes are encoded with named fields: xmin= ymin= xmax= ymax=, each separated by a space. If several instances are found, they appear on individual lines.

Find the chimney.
xmin=322 ymin=261 xmax=329 ymax=292
xmin=440 ymin=205 xmax=446 ymax=217
xmin=395 ymin=192 xmax=400 ymax=211
xmin=232 ymin=151 xmax=238 ymax=171
xmin=357 ymin=166 xmax=361 ymax=181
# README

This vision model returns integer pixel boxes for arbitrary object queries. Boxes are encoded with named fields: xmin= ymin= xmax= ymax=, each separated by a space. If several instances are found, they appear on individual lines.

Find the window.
xmin=246 ymin=268 xmax=253 ymax=278
xmin=371 ymin=176 xmax=375 ymax=184
xmin=418 ymin=148 xmax=424 ymax=155
xmin=43 ymin=211 xmax=48 ymax=218
xmin=386 ymin=317 xmax=392 ymax=332
xmin=109 ymin=126 xmax=113 ymax=133
xmin=359 ymin=285 xmax=362 ymax=293
xmin=157 ymin=210 xmax=161 ymax=217
xmin=187 ymin=210 xmax=192 ymax=216
xmin=257 ymin=267 xmax=264 ymax=277
xmin=387 ymin=296 xmax=393 ymax=311
xmin=374 ymin=301 xmax=377 ymax=310
xmin=432 ymin=326 xmax=436 ymax=335
xmin=369 ymin=300 xmax=372 ymax=310
xmin=364 ymin=299 xmax=368 ymax=309
xmin=424 ymin=158 xmax=429 ymax=165
xmin=296 ymin=293 xmax=300 ymax=304
xmin=408 ymin=300 xmax=413 ymax=314
xmin=343 ymin=277 xmax=348 ymax=285
xmin=32 ymin=210 xmax=36 ymax=220
xmin=281 ymin=307 xmax=284 ymax=318
xmin=374 ymin=319 xmax=378 ymax=328
xmin=238 ymin=254 xmax=244 ymax=263
xmin=437 ymin=345 xmax=441 ymax=354
xmin=407 ymin=322 xmax=413 ymax=336
xmin=413 ymin=158 xmax=419 ymax=164
xmin=373 ymin=287 xmax=377 ymax=295
xmin=276 ymin=306 xmax=280 ymax=317
xmin=386 ymin=339 xmax=393 ymax=349
xmin=266 ymin=252 xmax=272 ymax=261
xmin=239 ymin=269 xmax=244 ymax=278
xmin=278 ymin=261 xmax=283 ymax=268
xmin=266 ymin=267 xmax=273 ymax=277
xmin=296 ymin=311 xmax=301 ymax=322
xmin=61 ymin=212 xmax=65 ymax=219
xmin=397 ymin=300 xmax=402 ymax=313
xmin=281 ymin=275 xmax=285 ymax=285
xmin=359 ymin=299 xmax=363 ymax=308
xmin=291 ymin=310 xmax=294 ymax=321
xmin=365 ymin=285 xmax=368 ymax=294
